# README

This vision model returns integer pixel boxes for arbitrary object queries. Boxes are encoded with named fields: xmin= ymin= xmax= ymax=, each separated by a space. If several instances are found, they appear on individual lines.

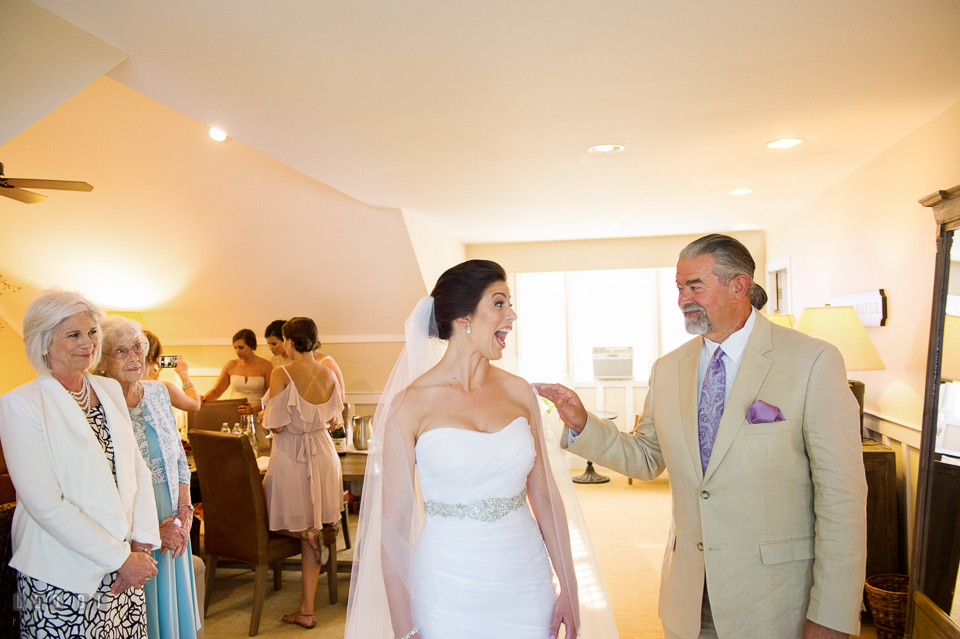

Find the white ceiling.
xmin=2 ymin=0 xmax=960 ymax=342
xmin=21 ymin=0 xmax=960 ymax=244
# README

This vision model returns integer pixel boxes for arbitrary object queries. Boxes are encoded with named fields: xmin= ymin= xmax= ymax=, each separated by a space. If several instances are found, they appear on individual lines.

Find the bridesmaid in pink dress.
xmin=261 ymin=317 xmax=343 ymax=629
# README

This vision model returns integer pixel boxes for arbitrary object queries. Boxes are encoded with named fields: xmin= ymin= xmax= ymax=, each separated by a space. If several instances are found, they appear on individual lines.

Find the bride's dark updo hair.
xmin=430 ymin=260 xmax=507 ymax=340
xmin=282 ymin=317 xmax=319 ymax=353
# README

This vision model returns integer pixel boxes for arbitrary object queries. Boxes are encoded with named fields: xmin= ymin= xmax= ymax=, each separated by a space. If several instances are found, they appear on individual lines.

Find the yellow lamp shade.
xmin=766 ymin=313 xmax=796 ymax=328
xmin=942 ymin=315 xmax=960 ymax=382
xmin=795 ymin=306 xmax=885 ymax=371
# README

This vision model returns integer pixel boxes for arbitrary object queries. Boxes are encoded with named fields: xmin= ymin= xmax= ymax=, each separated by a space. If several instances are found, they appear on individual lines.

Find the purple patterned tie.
xmin=698 ymin=347 xmax=726 ymax=473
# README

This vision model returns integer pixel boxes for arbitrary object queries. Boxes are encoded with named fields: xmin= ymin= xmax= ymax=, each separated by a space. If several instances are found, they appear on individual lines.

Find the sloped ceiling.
xmin=0 ymin=77 xmax=426 ymax=339
xmin=0 ymin=0 xmax=126 ymax=145
xmin=23 ymin=0 xmax=960 ymax=244
xmin=2 ymin=0 xmax=960 ymax=340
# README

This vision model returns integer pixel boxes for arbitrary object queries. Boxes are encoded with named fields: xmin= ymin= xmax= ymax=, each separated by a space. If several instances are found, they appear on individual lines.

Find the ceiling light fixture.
xmin=588 ymin=144 xmax=624 ymax=154
xmin=209 ymin=127 xmax=227 ymax=142
xmin=729 ymin=188 xmax=754 ymax=195
xmin=610 ymin=221 xmax=622 ymax=227
xmin=766 ymin=138 xmax=804 ymax=149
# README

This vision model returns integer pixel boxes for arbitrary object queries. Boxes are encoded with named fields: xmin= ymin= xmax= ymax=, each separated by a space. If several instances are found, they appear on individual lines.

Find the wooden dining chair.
xmin=190 ymin=430 xmax=332 ymax=636
xmin=627 ymin=413 xmax=640 ymax=485
xmin=188 ymin=399 xmax=248 ymax=432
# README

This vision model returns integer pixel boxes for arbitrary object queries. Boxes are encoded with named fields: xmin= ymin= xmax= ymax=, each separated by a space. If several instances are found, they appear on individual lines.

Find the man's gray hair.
xmin=679 ymin=234 xmax=768 ymax=309
xmin=94 ymin=316 xmax=146 ymax=374
xmin=23 ymin=288 xmax=105 ymax=375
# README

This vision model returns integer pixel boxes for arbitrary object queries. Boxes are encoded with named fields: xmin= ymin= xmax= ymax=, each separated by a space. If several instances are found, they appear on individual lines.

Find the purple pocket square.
xmin=746 ymin=400 xmax=785 ymax=424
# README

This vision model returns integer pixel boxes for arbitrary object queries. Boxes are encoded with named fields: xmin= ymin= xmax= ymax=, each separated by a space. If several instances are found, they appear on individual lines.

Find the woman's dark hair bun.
xmin=430 ymin=260 xmax=507 ymax=340
xmin=282 ymin=317 xmax=319 ymax=353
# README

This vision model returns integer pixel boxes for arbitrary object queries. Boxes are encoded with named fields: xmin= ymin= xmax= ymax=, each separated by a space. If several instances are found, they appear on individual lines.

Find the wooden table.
xmin=340 ymin=452 xmax=367 ymax=483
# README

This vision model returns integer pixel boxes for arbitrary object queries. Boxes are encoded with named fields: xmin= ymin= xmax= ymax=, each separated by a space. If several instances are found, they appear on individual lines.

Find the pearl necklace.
xmin=67 ymin=375 xmax=93 ymax=413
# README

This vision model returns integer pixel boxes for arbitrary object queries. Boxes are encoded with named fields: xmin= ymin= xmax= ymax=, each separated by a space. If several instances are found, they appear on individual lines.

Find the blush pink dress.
xmin=262 ymin=367 xmax=344 ymax=530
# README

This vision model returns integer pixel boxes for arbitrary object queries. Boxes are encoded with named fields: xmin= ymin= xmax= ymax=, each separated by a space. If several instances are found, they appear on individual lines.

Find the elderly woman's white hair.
xmin=23 ymin=288 xmax=106 ymax=376
xmin=94 ymin=316 xmax=146 ymax=375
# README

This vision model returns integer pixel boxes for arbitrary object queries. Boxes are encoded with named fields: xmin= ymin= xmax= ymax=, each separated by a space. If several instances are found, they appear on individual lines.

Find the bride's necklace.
xmin=67 ymin=375 xmax=93 ymax=413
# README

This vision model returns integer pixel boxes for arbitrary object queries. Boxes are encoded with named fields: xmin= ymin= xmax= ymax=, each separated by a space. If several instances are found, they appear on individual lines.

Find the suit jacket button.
xmin=700 ymin=490 xmax=710 ymax=499
xmin=697 ymin=542 xmax=704 ymax=551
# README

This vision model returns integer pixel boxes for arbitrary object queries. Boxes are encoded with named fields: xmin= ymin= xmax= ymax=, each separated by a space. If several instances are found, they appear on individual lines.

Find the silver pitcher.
xmin=352 ymin=415 xmax=373 ymax=451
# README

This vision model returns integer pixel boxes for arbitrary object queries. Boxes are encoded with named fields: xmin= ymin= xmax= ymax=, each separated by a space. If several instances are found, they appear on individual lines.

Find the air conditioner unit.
xmin=592 ymin=347 xmax=634 ymax=380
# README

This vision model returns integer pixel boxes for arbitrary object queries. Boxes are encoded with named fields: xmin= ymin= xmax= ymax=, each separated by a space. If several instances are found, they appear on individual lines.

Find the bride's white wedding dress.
xmin=411 ymin=417 xmax=556 ymax=638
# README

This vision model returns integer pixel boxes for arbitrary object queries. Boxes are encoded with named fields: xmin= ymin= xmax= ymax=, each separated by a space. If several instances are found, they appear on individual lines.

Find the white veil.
xmin=344 ymin=296 xmax=618 ymax=639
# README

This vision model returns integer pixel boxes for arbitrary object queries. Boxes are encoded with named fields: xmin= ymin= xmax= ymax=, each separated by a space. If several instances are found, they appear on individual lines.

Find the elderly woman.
xmin=96 ymin=316 xmax=202 ymax=639
xmin=0 ymin=289 xmax=160 ymax=638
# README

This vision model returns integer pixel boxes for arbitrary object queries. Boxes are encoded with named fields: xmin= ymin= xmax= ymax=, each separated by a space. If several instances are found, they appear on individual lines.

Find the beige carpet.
xmin=202 ymin=469 xmax=878 ymax=638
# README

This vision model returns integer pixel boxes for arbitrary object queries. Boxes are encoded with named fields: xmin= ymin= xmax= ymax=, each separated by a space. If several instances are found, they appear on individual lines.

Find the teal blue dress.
xmin=129 ymin=382 xmax=201 ymax=639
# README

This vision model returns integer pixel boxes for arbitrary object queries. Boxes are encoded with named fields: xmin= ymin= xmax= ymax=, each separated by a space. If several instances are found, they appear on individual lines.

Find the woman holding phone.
xmin=141 ymin=330 xmax=200 ymax=412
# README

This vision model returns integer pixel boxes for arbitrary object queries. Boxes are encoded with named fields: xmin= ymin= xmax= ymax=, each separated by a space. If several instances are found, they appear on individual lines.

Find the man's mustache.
xmin=682 ymin=303 xmax=707 ymax=314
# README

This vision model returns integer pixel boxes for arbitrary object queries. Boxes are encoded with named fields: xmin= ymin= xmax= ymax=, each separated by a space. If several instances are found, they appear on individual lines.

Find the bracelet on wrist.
xmin=182 ymin=381 xmax=195 ymax=391
xmin=178 ymin=503 xmax=195 ymax=512
xmin=131 ymin=543 xmax=151 ymax=554
xmin=397 ymin=628 xmax=418 ymax=639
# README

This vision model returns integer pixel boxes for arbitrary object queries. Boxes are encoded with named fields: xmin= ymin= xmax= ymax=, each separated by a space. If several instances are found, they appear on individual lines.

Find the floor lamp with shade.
xmin=794 ymin=306 xmax=885 ymax=434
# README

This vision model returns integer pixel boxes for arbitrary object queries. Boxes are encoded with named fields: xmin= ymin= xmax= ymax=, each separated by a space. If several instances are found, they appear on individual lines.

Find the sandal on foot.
xmin=281 ymin=613 xmax=317 ymax=629
xmin=304 ymin=527 xmax=324 ymax=563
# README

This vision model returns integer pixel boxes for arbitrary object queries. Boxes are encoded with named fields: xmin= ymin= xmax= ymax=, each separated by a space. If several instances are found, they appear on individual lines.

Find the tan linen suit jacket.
xmin=564 ymin=314 xmax=867 ymax=638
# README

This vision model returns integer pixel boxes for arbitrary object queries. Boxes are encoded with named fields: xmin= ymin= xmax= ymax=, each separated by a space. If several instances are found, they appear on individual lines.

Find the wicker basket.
xmin=865 ymin=574 xmax=909 ymax=639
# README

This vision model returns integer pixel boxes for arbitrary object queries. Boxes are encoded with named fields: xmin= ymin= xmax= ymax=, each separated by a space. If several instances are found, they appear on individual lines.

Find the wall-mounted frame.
xmin=826 ymin=290 xmax=888 ymax=326
xmin=765 ymin=256 xmax=792 ymax=315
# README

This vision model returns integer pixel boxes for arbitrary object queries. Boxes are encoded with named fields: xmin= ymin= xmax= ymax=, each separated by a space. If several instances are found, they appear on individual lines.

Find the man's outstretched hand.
xmin=533 ymin=383 xmax=588 ymax=434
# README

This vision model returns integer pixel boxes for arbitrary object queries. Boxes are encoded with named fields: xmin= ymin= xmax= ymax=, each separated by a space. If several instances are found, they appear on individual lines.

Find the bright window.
xmin=516 ymin=268 xmax=690 ymax=384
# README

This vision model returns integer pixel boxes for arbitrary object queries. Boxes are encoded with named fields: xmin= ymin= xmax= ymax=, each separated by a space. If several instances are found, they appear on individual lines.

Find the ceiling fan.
xmin=0 ymin=162 xmax=94 ymax=204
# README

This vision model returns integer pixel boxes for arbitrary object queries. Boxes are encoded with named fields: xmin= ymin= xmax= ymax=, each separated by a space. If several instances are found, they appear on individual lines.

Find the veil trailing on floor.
xmin=344 ymin=296 xmax=618 ymax=639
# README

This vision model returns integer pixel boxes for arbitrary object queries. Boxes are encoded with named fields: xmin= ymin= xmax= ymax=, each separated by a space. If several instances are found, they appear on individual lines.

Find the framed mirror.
xmin=909 ymin=184 xmax=960 ymax=637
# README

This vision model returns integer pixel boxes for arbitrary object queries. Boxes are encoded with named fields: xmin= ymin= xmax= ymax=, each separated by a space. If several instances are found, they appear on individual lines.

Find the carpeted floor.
xmin=202 ymin=468 xmax=878 ymax=638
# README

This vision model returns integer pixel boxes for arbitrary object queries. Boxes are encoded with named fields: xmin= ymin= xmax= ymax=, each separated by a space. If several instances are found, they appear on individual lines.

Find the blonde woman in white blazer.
xmin=0 ymin=289 xmax=161 ymax=638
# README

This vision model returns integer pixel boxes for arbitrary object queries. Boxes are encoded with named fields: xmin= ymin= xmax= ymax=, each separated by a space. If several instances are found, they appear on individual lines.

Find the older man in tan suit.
xmin=537 ymin=234 xmax=867 ymax=639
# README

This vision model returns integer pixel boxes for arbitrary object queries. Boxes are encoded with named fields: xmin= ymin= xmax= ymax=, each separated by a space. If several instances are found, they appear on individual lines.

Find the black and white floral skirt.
xmin=15 ymin=570 xmax=146 ymax=638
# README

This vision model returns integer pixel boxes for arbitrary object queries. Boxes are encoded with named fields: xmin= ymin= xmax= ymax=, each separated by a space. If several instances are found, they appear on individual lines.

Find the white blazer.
xmin=0 ymin=372 xmax=161 ymax=595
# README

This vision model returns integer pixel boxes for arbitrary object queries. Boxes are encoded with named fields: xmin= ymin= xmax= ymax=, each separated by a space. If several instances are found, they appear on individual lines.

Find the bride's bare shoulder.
xmin=393 ymin=372 xmax=441 ymax=424
xmin=491 ymin=366 xmax=533 ymax=399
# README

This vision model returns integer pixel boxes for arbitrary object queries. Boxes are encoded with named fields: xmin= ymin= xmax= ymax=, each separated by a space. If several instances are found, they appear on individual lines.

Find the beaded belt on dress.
xmin=423 ymin=487 xmax=527 ymax=522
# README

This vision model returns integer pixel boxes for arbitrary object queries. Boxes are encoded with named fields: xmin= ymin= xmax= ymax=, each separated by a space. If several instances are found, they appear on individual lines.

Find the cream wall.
xmin=767 ymin=99 xmax=960 ymax=429
xmin=0 ymin=316 xmax=33 ymax=395
xmin=767 ymin=98 xmax=960 ymax=563
xmin=403 ymin=211 xmax=467 ymax=292
xmin=467 ymin=230 xmax=765 ymax=276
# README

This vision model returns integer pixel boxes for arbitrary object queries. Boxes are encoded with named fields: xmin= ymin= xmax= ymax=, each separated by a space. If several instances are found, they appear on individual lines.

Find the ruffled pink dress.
xmin=263 ymin=367 xmax=344 ymax=530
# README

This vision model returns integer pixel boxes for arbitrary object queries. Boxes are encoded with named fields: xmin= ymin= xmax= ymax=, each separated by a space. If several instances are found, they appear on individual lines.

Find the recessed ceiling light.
xmin=610 ymin=221 xmax=622 ymax=227
xmin=209 ymin=127 xmax=227 ymax=142
xmin=588 ymin=144 xmax=624 ymax=154
xmin=729 ymin=188 xmax=754 ymax=195
xmin=766 ymin=138 xmax=803 ymax=149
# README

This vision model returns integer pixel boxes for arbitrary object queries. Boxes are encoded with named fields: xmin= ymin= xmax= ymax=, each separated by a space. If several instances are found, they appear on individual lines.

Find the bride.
xmin=345 ymin=260 xmax=580 ymax=639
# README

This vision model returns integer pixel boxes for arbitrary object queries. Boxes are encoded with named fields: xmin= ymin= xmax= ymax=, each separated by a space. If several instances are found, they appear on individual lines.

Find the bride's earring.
xmin=466 ymin=322 xmax=472 ymax=334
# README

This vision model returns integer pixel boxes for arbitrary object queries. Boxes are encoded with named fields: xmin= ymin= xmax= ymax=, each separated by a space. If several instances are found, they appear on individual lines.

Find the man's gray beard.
xmin=682 ymin=303 xmax=712 ymax=335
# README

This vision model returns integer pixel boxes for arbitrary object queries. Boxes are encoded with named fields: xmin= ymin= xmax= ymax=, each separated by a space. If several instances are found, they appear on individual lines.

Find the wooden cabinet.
xmin=863 ymin=439 xmax=900 ymax=578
